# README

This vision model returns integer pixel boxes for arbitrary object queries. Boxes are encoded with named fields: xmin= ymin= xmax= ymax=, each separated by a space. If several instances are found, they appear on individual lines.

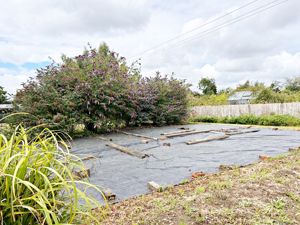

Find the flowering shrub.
xmin=15 ymin=44 xmax=189 ymax=134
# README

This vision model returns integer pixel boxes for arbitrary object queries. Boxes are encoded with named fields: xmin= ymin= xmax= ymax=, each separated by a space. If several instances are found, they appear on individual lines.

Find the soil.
xmin=100 ymin=147 xmax=300 ymax=225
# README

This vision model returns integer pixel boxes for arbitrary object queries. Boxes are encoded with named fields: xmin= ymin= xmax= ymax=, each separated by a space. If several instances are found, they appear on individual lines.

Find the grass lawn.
xmin=101 ymin=147 xmax=300 ymax=224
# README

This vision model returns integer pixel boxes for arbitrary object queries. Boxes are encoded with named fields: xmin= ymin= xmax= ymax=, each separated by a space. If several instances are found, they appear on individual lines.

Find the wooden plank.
xmin=165 ymin=130 xmax=213 ymax=138
xmin=80 ymin=156 xmax=100 ymax=161
xmin=97 ymin=136 xmax=112 ymax=141
xmin=225 ymin=129 xmax=260 ymax=136
xmin=106 ymin=142 xmax=149 ymax=159
xmin=186 ymin=135 xmax=229 ymax=145
xmin=178 ymin=127 xmax=191 ymax=130
xmin=147 ymin=181 xmax=163 ymax=192
xmin=119 ymin=131 xmax=158 ymax=141
xmin=161 ymin=129 xmax=196 ymax=136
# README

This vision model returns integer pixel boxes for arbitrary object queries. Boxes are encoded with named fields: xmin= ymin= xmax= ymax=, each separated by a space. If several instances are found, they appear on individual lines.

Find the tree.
xmin=0 ymin=86 xmax=8 ymax=104
xmin=236 ymin=80 xmax=250 ymax=90
xmin=285 ymin=76 xmax=300 ymax=92
xmin=269 ymin=81 xmax=282 ymax=93
xmin=236 ymin=80 xmax=265 ymax=92
xmin=198 ymin=77 xmax=217 ymax=95
xmin=254 ymin=89 xmax=281 ymax=103
xmin=218 ymin=87 xmax=233 ymax=94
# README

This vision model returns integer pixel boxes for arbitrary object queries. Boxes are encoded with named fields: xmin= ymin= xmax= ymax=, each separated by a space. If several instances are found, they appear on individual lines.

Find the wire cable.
xmin=129 ymin=0 xmax=290 ymax=60
xmin=169 ymin=0 xmax=290 ymax=50
xmin=128 ymin=0 xmax=264 ymax=59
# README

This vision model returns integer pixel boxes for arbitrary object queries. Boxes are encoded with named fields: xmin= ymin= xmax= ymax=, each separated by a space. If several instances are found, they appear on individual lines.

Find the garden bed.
xmin=102 ymin=148 xmax=300 ymax=224
xmin=72 ymin=123 xmax=300 ymax=201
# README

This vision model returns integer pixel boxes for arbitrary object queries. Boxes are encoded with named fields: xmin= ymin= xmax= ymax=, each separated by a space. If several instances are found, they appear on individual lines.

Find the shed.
xmin=228 ymin=91 xmax=253 ymax=105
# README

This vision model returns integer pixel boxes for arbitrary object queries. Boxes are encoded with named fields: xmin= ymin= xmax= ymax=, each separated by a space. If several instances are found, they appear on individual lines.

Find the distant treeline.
xmin=189 ymin=78 xmax=300 ymax=106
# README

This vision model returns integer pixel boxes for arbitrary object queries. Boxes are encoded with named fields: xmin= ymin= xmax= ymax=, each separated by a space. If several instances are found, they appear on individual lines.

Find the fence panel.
xmin=191 ymin=102 xmax=300 ymax=118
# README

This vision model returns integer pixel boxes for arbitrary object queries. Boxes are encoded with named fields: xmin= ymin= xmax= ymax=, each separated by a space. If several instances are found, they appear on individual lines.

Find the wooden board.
xmin=119 ymin=131 xmax=158 ymax=141
xmin=186 ymin=135 xmax=229 ymax=145
xmin=97 ymin=136 xmax=112 ymax=141
xmin=225 ymin=129 xmax=260 ymax=136
xmin=165 ymin=130 xmax=213 ymax=138
xmin=161 ymin=129 xmax=196 ymax=136
xmin=106 ymin=142 xmax=149 ymax=159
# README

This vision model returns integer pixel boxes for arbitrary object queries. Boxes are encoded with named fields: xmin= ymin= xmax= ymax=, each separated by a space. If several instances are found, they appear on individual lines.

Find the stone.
xmin=103 ymin=188 xmax=116 ymax=201
xmin=73 ymin=168 xmax=90 ymax=179
xmin=219 ymin=164 xmax=236 ymax=171
xmin=259 ymin=155 xmax=271 ymax=161
xmin=192 ymin=171 xmax=206 ymax=179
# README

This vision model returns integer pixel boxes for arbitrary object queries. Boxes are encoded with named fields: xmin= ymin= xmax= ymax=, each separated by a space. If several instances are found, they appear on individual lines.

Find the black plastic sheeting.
xmin=71 ymin=124 xmax=300 ymax=201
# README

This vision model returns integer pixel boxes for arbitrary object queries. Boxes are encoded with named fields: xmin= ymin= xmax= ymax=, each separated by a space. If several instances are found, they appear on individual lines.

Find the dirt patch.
xmin=100 ymin=148 xmax=300 ymax=224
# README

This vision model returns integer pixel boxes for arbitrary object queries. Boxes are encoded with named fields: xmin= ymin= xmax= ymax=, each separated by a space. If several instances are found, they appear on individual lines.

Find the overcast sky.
xmin=0 ymin=0 xmax=299 ymax=94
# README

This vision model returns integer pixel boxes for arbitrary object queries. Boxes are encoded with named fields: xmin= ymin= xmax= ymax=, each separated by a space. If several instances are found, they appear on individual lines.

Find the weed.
xmin=209 ymin=180 xmax=233 ymax=190
xmin=239 ymin=199 xmax=254 ymax=207
xmin=286 ymin=192 xmax=300 ymax=203
xmin=271 ymin=198 xmax=286 ymax=210
xmin=195 ymin=186 xmax=206 ymax=194
xmin=249 ymin=168 xmax=271 ymax=181
xmin=179 ymin=179 xmax=190 ymax=185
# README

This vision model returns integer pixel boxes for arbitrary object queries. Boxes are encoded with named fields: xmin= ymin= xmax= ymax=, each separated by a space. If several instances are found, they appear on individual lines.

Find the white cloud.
xmin=263 ymin=52 xmax=300 ymax=78
xmin=0 ymin=0 xmax=150 ymax=36
xmin=0 ymin=0 xmax=300 ymax=94
xmin=0 ymin=67 xmax=33 ymax=94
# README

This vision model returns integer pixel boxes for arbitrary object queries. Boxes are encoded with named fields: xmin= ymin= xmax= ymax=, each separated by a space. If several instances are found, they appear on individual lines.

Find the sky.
xmin=0 ymin=0 xmax=300 ymax=94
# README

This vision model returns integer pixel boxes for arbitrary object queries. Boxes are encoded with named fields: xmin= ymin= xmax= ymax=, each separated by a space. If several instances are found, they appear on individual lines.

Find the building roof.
xmin=228 ymin=91 xmax=253 ymax=101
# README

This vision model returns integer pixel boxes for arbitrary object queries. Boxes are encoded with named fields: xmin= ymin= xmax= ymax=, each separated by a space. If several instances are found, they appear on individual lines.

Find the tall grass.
xmin=0 ymin=124 xmax=106 ymax=224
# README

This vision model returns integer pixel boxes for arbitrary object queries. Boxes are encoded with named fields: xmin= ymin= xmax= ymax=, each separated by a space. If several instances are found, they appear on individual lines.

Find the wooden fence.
xmin=190 ymin=102 xmax=300 ymax=118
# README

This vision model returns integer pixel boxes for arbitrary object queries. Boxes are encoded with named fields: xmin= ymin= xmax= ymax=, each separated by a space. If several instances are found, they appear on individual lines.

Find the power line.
xmin=129 ymin=0 xmax=290 ymax=60
xmin=169 ymin=0 xmax=290 ymax=50
xmin=129 ymin=0 xmax=263 ymax=59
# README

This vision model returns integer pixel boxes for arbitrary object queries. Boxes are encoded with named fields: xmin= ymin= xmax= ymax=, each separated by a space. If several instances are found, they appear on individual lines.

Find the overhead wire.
xmin=169 ymin=0 xmax=290 ymax=50
xmin=128 ymin=0 xmax=263 ymax=59
xmin=128 ymin=0 xmax=290 ymax=60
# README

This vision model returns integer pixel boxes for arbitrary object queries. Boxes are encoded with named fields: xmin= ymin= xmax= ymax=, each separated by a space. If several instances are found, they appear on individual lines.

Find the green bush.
xmin=189 ymin=115 xmax=220 ymax=123
xmin=14 ymin=44 xmax=189 ymax=135
xmin=257 ymin=114 xmax=300 ymax=126
xmin=252 ymin=88 xmax=300 ymax=104
xmin=222 ymin=115 xmax=260 ymax=125
xmin=0 ymin=124 xmax=106 ymax=224
xmin=143 ymin=74 xmax=189 ymax=125
xmin=188 ymin=93 xmax=228 ymax=107
xmin=190 ymin=114 xmax=300 ymax=127
xmin=0 ymin=86 xmax=9 ymax=104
